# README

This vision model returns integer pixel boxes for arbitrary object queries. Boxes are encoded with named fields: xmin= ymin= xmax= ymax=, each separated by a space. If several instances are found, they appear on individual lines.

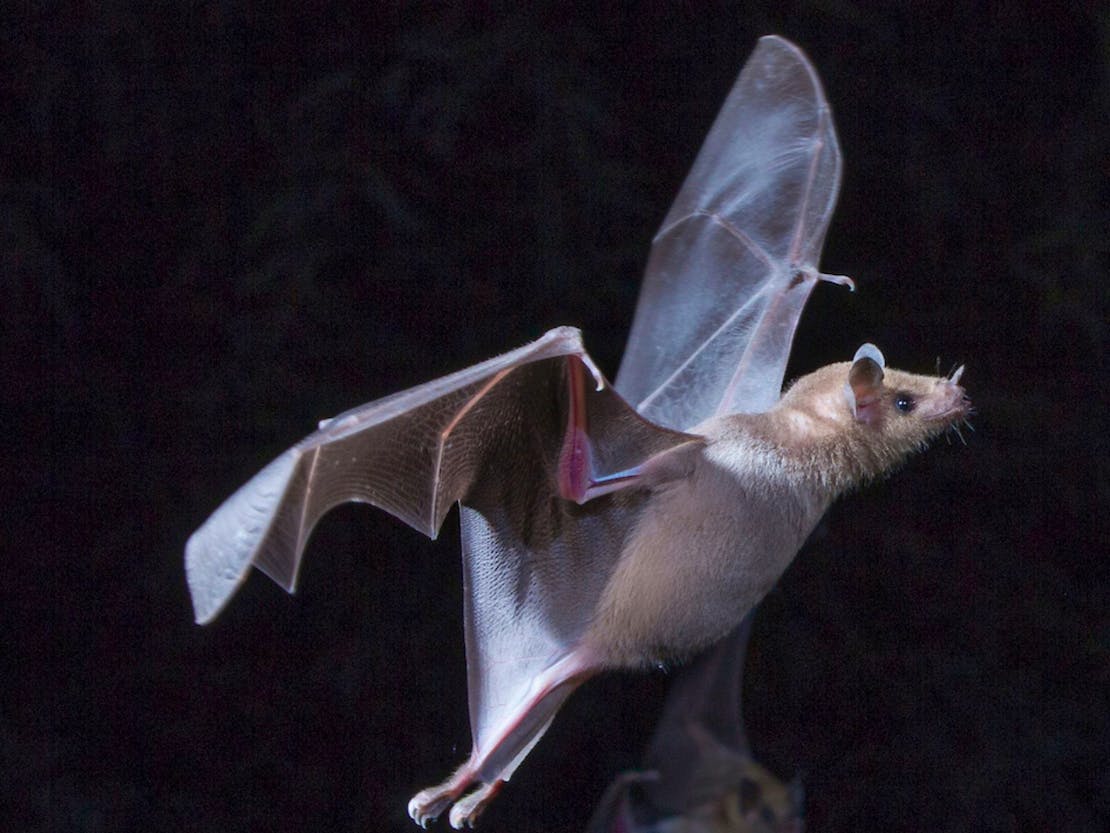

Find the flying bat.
xmin=186 ymin=36 xmax=971 ymax=829
xmin=585 ymin=616 xmax=804 ymax=833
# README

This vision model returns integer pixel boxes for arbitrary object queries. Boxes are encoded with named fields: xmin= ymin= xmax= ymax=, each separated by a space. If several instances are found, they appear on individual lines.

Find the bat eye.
xmin=894 ymin=393 xmax=916 ymax=413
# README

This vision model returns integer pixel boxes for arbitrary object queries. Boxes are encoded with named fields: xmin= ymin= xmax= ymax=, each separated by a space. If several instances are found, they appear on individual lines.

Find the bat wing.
xmin=584 ymin=619 xmax=755 ymax=832
xmin=638 ymin=615 xmax=754 ymax=813
xmin=616 ymin=35 xmax=850 ymax=430
xmin=587 ymin=617 xmax=803 ymax=832
xmin=185 ymin=325 xmax=698 ymax=756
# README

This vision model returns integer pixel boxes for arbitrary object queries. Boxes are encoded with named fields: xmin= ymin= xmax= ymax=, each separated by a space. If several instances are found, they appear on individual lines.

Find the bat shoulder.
xmin=693 ymin=414 xmax=787 ymax=480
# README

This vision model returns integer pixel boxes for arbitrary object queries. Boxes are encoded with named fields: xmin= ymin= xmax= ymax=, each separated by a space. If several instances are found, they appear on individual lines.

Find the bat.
xmin=584 ymin=616 xmax=804 ymax=833
xmin=185 ymin=36 xmax=971 ymax=829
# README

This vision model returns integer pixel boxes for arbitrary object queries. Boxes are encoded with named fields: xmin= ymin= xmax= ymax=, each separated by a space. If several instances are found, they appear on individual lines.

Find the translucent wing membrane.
xmin=186 ymin=327 xmax=595 ymax=624
xmin=617 ymin=36 xmax=848 ymax=430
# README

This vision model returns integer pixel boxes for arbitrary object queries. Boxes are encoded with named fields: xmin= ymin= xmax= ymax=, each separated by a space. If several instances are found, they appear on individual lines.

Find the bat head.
xmin=843 ymin=342 xmax=971 ymax=442
xmin=775 ymin=343 xmax=972 ymax=490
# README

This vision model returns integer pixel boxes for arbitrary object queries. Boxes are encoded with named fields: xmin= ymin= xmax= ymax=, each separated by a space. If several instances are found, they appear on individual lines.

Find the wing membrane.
xmin=617 ymin=35 xmax=845 ymax=429
xmin=186 ymin=327 xmax=589 ymax=624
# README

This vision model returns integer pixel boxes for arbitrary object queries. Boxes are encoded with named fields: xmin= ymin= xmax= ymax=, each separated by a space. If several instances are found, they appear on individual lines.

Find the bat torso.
xmin=585 ymin=413 xmax=832 ymax=669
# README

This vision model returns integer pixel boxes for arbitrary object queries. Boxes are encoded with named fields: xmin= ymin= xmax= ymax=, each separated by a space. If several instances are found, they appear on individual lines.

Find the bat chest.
xmin=587 ymin=447 xmax=825 ymax=667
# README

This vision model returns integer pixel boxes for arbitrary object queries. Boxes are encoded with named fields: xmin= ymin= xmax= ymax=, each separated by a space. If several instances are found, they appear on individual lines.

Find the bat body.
xmin=186 ymin=37 xmax=971 ymax=829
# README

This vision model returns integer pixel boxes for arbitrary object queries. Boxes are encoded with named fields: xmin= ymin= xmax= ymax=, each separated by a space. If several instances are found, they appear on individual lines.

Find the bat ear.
xmin=844 ymin=343 xmax=886 ymax=424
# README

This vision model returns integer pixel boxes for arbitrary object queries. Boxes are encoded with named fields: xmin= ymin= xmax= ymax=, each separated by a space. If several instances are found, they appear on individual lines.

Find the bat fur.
xmin=184 ymin=37 xmax=971 ymax=829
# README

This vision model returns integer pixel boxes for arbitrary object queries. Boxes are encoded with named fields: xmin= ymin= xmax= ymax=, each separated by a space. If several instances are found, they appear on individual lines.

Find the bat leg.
xmin=408 ymin=648 xmax=599 ymax=827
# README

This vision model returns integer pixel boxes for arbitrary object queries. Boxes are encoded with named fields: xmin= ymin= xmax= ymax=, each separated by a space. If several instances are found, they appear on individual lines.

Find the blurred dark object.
xmin=587 ymin=617 xmax=804 ymax=833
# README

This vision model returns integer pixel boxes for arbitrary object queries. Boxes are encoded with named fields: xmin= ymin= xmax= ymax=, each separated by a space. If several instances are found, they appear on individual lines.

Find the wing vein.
xmin=296 ymin=446 xmax=321 ymax=558
xmin=788 ymin=109 xmax=828 ymax=264
xmin=695 ymin=210 xmax=775 ymax=270
xmin=637 ymin=212 xmax=774 ymax=417
xmin=638 ymin=285 xmax=766 ymax=417
xmin=712 ymin=275 xmax=806 ymax=418
xmin=430 ymin=366 xmax=516 ymax=533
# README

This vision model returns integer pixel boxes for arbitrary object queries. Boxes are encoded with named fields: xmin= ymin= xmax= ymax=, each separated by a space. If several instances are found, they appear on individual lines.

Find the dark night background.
xmin=5 ymin=3 xmax=1107 ymax=832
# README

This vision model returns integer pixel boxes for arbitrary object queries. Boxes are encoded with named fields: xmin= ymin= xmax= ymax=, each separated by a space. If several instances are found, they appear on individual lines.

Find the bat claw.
xmin=406 ymin=778 xmax=502 ymax=829
xmin=407 ymin=787 xmax=453 ymax=828
xmin=448 ymin=781 xmax=503 ymax=829
xmin=409 ymin=763 xmax=484 ymax=828
xmin=819 ymin=271 xmax=855 ymax=291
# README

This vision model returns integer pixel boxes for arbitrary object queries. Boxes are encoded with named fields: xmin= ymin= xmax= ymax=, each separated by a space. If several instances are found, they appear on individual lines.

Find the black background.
xmin=5 ymin=3 xmax=1107 ymax=832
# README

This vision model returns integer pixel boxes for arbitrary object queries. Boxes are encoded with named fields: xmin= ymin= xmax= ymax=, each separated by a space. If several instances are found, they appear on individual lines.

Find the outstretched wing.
xmin=616 ymin=35 xmax=850 ymax=430
xmin=186 ymin=326 xmax=693 ymax=627
xmin=187 ymin=326 xmax=701 ymax=771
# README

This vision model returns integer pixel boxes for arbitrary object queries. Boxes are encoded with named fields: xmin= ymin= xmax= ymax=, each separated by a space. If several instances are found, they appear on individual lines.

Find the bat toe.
xmin=409 ymin=764 xmax=479 ymax=828
xmin=408 ymin=787 xmax=450 ymax=827
xmin=448 ymin=780 xmax=502 ymax=829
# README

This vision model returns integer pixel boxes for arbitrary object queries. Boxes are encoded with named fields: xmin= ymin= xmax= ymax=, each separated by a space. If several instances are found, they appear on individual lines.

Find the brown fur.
xmin=585 ymin=356 xmax=970 ymax=668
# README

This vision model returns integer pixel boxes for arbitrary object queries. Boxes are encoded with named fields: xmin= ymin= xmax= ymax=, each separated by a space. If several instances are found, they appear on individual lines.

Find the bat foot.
xmin=448 ymin=780 xmax=503 ymax=829
xmin=408 ymin=653 xmax=596 ymax=827
xmin=408 ymin=774 xmax=470 ymax=828
xmin=407 ymin=771 xmax=503 ymax=828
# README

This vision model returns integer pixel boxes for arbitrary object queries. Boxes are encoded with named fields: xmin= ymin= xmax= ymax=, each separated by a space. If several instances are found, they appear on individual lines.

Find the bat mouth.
xmin=931 ymin=389 xmax=975 ymax=444
xmin=921 ymin=379 xmax=972 ymax=425
xmin=934 ymin=404 xmax=972 ymax=423
xmin=923 ymin=364 xmax=971 ymax=423
xmin=928 ymin=394 xmax=972 ymax=422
